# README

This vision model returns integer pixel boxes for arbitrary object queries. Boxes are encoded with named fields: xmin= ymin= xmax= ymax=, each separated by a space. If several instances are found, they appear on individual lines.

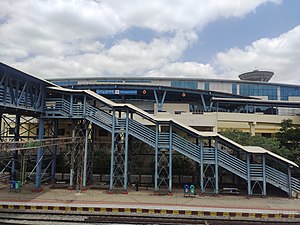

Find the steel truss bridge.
xmin=0 ymin=62 xmax=299 ymax=197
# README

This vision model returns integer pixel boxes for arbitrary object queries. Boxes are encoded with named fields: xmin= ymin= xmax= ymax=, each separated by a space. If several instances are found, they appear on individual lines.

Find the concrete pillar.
xmin=249 ymin=122 xmax=256 ymax=136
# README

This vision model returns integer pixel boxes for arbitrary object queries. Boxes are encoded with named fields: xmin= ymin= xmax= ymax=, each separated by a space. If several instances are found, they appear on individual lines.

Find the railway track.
xmin=0 ymin=210 xmax=298 ymax=225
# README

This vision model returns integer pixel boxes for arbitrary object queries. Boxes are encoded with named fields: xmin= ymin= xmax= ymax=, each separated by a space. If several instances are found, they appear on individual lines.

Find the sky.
xmin=0 ymin=0 xmax=300 ymax=84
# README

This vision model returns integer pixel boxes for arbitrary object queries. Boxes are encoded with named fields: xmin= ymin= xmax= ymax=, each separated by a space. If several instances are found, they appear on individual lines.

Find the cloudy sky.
xmin=0 ymin=0 xmax=300 ymax=84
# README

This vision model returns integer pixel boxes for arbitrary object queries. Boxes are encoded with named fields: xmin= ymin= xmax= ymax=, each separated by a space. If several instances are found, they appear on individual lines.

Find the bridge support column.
xmin=154 ymin=123 xmax=159 ymax=192
xmin=51 ymin=120 xmax=58 ymax=183
xmin=34 ymin=117 xmax=44 ymax=192
xmin=90 ymin=123 xmax=95 ymax=184
xmin=214 ymin=138 xmax=219 ymax=195
xmin=12 ymin=114 xmax=20 ymax=181
xmin=262 ymin=154 xmax=266 ymax=196
xmin=288 ymin=165 xmax=292 ymax=197
xmin=200 ymin=137 xmax=204 ymax=194
xmin=123 ymin=109 xmax=129 ymax=193
xmin=109 ymin=110 xmax=116 ymax=192
xmin=247 ymin=153 xmax=251 ymax=195
xmin=154 ymin=90 xmax=167 ymax=112
xmin=82 ymin=122 xmax=89 ymax=189
xmin=69 ymin=122 xmax=76 ymax=190
xmin=168 ymin=122 xmax=172 ymax=194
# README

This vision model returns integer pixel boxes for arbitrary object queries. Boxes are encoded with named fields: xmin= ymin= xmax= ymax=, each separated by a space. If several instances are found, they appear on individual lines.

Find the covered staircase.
xmin=44 ymin=87 xmax=300 ymax=197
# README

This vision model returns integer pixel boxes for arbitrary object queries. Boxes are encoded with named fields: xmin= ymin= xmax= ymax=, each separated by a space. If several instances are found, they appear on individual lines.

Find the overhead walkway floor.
xmin=0 ymin=183 xmax=299 ymax=223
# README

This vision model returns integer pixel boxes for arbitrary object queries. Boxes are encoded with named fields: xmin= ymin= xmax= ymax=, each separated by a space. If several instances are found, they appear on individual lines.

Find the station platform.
xmin=0 ymin=183 xmax=300 ymax=222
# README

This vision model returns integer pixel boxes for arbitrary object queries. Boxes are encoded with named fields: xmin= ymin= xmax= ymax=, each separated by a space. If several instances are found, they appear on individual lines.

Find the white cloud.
xmin=147 ymin=62 xmax=217 ymax=79
xmin=0 ymin=0 xmax=281 ymax=79
xmin=10 ymin=32 xmax=196 ymax=78
xmin=103 ymin=0 xmax=280 ymax=31
xmin=214 ymin=25 xmax=300 ymax=84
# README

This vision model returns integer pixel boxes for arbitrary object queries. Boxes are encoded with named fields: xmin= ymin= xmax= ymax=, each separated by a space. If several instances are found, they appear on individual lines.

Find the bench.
xmin=222 ymin=187 xmax=239 ymax=194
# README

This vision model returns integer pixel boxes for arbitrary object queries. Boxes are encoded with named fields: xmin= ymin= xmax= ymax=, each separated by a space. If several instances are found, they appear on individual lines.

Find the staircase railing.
xmin=172 ymin=133 xmax=200 ymax=162
xmin=85 ymin=104 xmax=113 ymax=131
xmin=128 ymin=119 xmax=156 ymax=147
xmin=265 ymin=165 xmax=288 ymax=192
xmin=218 ymin=150 xmax=247 ymax=179
xmin=292 ymin=177 xmax=300 ymax=193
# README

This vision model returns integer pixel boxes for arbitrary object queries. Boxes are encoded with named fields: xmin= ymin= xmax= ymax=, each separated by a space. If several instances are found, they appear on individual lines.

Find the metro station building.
xmin=51 ymin=70 xmax=300 ymax=136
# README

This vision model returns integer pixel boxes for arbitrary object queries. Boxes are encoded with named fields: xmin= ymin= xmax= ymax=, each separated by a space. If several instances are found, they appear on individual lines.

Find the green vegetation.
xmin=220 ymin=119 xmax=300 ymax=167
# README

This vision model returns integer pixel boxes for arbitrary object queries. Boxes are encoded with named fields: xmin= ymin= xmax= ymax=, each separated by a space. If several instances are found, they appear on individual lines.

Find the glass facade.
xmin=97 ymin=79 xmax=123 ymax=83
xmin=53 ymin=81 xmax=78 ymax=86
xmin=280 ymin=87 xmax=300 ymax=100
xmin=239 ymin=84 xmax=277 ymax=100
xmin=204 ymin=82 xmax=209 ymax=91
xmin=124 ymin=79 xmax=151 ymax=83
xmin=171 ymin=81 xmax=198 ymax=89
xmin=232 ymin=83 xmax=237 ymax=95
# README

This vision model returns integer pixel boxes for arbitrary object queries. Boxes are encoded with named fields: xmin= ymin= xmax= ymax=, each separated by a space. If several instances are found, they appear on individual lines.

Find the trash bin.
xmin=190 ymin=184 xmax=195 ymax=196
xmin=184 ymin=184 xmax=189 ymax=196
xmin=10 ymin=180 xmax=15 ymax=191
xmin=15 ymin=181 xmax=20 ymax=192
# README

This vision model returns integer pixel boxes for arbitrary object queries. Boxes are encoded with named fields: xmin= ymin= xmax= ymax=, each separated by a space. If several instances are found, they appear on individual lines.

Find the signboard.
xmin=96 ymin=90 xmax=137 ymax=95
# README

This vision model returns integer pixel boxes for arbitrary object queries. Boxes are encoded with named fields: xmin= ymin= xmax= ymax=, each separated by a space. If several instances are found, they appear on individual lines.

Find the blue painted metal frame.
xmin=153 ymin=90 xmax=167 ymax=112
xmin=169 ymin=122 xmax=172 ymax=193
xmin=124 ymin=109 xmax=129 ymax=191
xmin=69 ymin=122 xmax=76 ymax=189
xmin=200 ymin=137 xmax=204 ymax=194
xmin=109 ymin=109 xmax=116 ymax=191
xmin=214 ymin=138 xmax=219 ymax=194
xmin=0 ymin=65 xmax=46 ymax=113
xmin=247 ymin=153 xmax=251 ymax=195
xmin=200 ymin=94 xmax=207 ymax=112
xmin=11 ymin=115 xmax=20 ymax=180
xmin=154 ymin=123 xmax=159 ymax=192
xmin=83 ymin=122 xmax=89 ymax=188
xmin=35 ymin=117 xmax=44 ymax=190
xmin=51 ymin=120 xmax=58 ymax=183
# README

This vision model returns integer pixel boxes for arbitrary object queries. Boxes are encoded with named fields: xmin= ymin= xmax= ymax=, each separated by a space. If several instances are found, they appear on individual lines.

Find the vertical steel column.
xmin=83 ymin=95 xmax=87 ymax=116
xmin=214 ymin=138 xmax=219 ymax=194
xmin=168 ymin=122 xmax=172 ymax=193
xmin=154 ymin=123 xmax=159 ymax=192
xmin=153 ymin=90 xmax=167 ymax=112
xmin=12 ymin=114 xmax=20 ymax=180
xmin=262 ymin=154 xmax=266 ymax=196
xmin=82 ymin=122 xmax=89 ymax=188
xmin=246 ymin=153 xmax=251 ymax=195
xmin=123 ymin=109 xmax=129 ymax=191
xmin=288 ymin=165 xmax=292 ymax=198
xmin=69 ymin=122 xmax=76 ymax=189
xmin=109 ymin=110 xmax=116 ymax=191
xmin=200 ymin=95 xmax=207 ymax=112
xmin=70 ymin=95 xmax=73 ymax=116
xmin=51 ymin=120 xmax=59 ymax=183
xmin=200 ymin=137 xmax=204 ymax=194
xmin=90 ymin=124 xmax=95 ymax=183
xmin=34 ymin=117 xmax=44 ymax=190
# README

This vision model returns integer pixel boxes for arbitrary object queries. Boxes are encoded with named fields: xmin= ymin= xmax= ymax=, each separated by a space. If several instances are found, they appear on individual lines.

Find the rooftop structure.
xmin=239 ymin=70 xmax=274 ymax=82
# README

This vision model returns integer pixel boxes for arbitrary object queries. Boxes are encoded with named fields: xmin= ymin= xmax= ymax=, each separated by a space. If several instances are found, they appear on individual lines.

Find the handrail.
xmin=218 ymin=149 xmax=247 ymax=179
xmin=172 ymin=133 xmax=200 ymax=161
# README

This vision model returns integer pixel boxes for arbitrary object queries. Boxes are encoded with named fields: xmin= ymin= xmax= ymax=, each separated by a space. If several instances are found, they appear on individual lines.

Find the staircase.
xmin=44 ymin=96 xmax=300 ymax=196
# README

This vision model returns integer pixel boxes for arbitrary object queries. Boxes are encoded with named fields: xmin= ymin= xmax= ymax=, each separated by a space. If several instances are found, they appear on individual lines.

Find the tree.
xmin=221 ymin=124 xmax=300 ymax=169
xmin=275 ymin=119 xmax=300 ymax=166
xmin=220 ymin=128 xmax=285 ymax=154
